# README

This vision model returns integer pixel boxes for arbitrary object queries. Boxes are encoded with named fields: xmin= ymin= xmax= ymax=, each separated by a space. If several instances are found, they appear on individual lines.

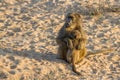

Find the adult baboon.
xmin=56 ymin=13 xmax=86 ymax=60
xmin=56 ymin=13 xmax=87 ymax=74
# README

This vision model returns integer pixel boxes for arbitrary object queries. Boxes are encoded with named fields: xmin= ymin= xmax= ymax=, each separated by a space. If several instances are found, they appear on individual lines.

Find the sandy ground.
xmin=0 ymin=0 xmax=120 ymax=80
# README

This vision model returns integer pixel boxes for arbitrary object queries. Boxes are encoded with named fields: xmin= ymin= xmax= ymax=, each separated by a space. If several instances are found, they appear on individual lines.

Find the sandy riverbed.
xmin=0 ymin=0 xmax=120 ymax=80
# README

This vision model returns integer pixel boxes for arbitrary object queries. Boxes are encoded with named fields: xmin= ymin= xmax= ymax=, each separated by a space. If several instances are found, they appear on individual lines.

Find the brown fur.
xmin=64 ymin=30 xmax=86 ymax=50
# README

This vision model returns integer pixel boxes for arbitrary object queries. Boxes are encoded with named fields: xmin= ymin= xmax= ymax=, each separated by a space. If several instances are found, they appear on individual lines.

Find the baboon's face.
xmin=71 ymin=30 xmax=81 ymax=39
xmin=65 ymin=13 xmax=82 ymax=31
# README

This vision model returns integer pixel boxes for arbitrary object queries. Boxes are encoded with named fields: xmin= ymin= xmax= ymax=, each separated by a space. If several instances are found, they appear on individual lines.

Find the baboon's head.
xmin=64 ymin=13 xmax=82 ymax=31
xmin=70 ymin=30 xmax=82 ymax=39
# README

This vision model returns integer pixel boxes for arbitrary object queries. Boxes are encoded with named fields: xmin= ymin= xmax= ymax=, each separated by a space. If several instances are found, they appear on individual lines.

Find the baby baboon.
xmin=64 ymin=30 xmax=86 ymax=50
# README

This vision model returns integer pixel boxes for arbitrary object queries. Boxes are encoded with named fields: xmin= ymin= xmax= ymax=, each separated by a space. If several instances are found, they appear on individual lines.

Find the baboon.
xmin=56 ymin=13 xmax=87 ymax=75
xmin=56 ymin=13 xmax=85 ymax=60
xmin=56 ymin=13 xmax=114 ymax=75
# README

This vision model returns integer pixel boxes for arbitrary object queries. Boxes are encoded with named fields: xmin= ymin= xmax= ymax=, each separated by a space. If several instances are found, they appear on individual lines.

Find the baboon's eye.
xmin=66 ymin=16 xmax=72 ymax=21
xmin=66 ymin=16 xmax=73 ymax=25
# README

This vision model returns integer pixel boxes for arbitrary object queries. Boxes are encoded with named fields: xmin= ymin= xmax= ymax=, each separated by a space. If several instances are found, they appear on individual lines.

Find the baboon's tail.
xmin=86 ymin=48 xmax=114 ymax=57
